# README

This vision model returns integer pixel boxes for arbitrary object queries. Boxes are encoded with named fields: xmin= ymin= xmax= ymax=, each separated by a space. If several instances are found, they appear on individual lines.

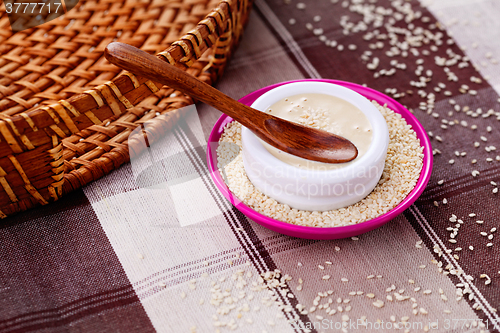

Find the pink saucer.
xmin=206 ymin=79 xmax=433 ymax=240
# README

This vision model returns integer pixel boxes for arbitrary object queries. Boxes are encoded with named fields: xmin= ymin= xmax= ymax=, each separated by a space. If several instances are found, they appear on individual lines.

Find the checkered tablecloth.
xmin=1 ymin=0 xmax=500 ymax=332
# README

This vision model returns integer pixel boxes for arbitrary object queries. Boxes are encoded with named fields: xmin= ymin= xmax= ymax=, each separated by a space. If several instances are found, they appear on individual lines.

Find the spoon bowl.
xmin=104 ymin=42 xmax=358 ymax=163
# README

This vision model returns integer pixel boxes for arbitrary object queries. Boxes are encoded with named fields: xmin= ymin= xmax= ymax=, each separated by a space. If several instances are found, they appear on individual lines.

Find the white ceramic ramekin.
xmin=241 ymin=81 xmax=389 ymax=211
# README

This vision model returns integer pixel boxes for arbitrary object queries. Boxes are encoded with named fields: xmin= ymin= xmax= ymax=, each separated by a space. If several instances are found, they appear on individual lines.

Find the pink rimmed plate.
xmin=206 ymin=79 xmax=432 ymax=240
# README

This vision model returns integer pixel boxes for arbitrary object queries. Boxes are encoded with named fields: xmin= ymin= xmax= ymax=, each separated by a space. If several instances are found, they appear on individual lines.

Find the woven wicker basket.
xmin=0 ymin=0 xmax=252 ymax=218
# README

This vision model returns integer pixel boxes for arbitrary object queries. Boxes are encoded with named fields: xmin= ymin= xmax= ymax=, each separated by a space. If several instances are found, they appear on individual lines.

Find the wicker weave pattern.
xmin=0 ymin=0 xmax=251 ymax=217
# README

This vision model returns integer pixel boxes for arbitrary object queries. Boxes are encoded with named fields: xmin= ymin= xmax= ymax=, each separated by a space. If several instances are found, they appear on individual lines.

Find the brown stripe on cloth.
xmin=260 ymin=0 xmax=500 ymax=329
xmin=0 ymin=190 xmax=154 ymax=333
xmin=172 ymin=116 xmax=316 ymax=332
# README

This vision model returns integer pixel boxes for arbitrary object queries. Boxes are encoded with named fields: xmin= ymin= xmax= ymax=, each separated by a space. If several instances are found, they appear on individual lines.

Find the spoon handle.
xmin=104 ymin=42 xmax=358 ymax=163
xmin=104 ymin=42 xmax=267 ymax=131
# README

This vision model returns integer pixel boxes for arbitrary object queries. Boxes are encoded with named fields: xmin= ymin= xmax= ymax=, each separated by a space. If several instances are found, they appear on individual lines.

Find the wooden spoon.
xmin=104 ymin=42 xmax=358 ymax=163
